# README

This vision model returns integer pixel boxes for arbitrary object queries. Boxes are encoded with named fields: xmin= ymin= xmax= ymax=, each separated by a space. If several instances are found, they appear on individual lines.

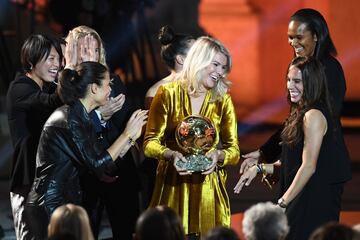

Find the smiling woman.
xmin=144 ymin=36 xmax=239 ymax=238
xmin=6 ymin=34 xmax=64 ymax=240
xmin=235 ymin=57 xmax=352 ymax=240
xmin=287 ymin=65 xmax=304 ymax=103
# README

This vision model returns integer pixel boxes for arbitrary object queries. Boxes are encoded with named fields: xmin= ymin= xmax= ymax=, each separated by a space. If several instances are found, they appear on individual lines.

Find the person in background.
xmin=202 ymin=226 xmax=240 ymax=240
xmin=65 ymin=25 xmax=140 ymax=240
xmin=48 ymin=204 xmax=94 ymax=240
xmin=133 ymin=205 xmax=185 ymax=240
xmin=235 ymin=57 xmax=350 ymax=240
xmin=242 ymin=202 xmax=289 ymax=240
xmin=24 ymin=61 xmax=147 ymax=239
xmin=6 ymin=33 xmax=63 ymax=240
xmin=144 ymin=36 xmax=240 ymax=238
xmin=141 ymin=25 xmax=195 ymax=207
xmin=144 ymin=25 xmax=195 ymax=109
xmin=309 ymin=222 xmax=360 ymax=240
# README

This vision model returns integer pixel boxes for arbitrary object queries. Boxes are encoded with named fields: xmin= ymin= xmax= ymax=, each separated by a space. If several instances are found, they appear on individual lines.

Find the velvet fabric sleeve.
xmin=143 ymin=85 xmax=170 ymax=161
xmin=217 ymin=94 xmax=240 ymax=166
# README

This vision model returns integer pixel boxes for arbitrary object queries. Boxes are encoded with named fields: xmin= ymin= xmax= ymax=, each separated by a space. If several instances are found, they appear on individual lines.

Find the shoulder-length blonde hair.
xmin=177 ymin=36 xmax=232 ymax=102
xmin=48 ymin=204 xmax=94 ymax=240
xmin=66 ymin=25 xmax=107 ymax=67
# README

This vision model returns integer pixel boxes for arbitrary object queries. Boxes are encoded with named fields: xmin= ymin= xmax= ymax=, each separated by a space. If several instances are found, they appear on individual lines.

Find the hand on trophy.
xmin=164 ymin=149 xmax=192 ymax=175
xmin=202 ymin=149 xmax=224 ymax=175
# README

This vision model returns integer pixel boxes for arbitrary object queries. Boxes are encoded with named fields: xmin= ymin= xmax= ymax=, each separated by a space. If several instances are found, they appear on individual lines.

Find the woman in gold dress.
xmin=143 ymin=36 xmax=240 ymax=237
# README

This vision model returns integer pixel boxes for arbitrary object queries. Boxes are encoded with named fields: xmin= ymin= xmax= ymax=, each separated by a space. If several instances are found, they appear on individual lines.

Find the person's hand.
xmin=64 ymin=31 xmax=78 ymax=69
xmin=172 ymin=151 xmax=192 ymax=176
xmin=202 ymin=150 xmax=224 ymax=175
xmin=239 ymin=149 xmax=261 ymax=174
xmin=79 ymin=34 xmax=98 ymax=62
xmin=124 ymin=109 xmax=148 ymax=141
xmin=98 ymin=94 xmax=125 ymax=121
xmin=234 ymin=165 xmax=258 ymax=194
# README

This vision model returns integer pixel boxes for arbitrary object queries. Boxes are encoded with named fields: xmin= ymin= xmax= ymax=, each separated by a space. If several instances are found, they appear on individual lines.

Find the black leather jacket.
xmin=26 ymin=100 xmax=118 ymax=214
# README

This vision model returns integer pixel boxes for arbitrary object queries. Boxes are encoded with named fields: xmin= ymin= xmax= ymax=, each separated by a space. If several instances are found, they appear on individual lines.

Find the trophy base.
xmin=175 ymin=154 xmax=213 ymax=173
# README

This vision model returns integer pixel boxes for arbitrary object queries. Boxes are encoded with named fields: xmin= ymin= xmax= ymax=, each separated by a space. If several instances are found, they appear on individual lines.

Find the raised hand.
xmin=64 ymin=31 xmax=78 ymax=69
xmin=79 ymin=34 xmax=98 ymax=62
xmin=124 ymin=109 xmax=148 ymax=141
xmin=98 ymin=94 xmax=125 ymax=121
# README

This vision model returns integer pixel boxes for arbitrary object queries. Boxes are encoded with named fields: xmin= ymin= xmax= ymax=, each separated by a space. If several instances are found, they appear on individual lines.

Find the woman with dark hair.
xmin=144 ymin=25 xmax=195 ymax=109
xmin=6 ymin=33 xmax=63 ymax=240
xmin=239 ymin=8 xmax=351 ymax=198
xmin=24 ymin=61 xmax=147 ymax=239
xmin=235 ymin=57 xmax=349 ymax=240
xmin=134 ymin=205 xmax=185 ymax=240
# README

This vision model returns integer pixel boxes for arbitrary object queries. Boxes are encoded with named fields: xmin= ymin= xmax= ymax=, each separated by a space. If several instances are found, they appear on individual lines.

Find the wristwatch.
xmin=277 ymin=198 xmax=287 ymax=208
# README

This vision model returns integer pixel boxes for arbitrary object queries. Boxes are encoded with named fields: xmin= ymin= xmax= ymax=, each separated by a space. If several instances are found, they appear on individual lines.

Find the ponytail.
xmin=59 ymin=62 xmax=108 ymax=105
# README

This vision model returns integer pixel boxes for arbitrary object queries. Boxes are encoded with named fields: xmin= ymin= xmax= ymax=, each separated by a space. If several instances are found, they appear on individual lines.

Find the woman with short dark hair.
xmin=6 ymin=33 xmax=63 ymax=240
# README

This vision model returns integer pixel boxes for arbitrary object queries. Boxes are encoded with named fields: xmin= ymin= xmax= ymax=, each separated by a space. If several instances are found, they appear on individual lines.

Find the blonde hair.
xmin=177 ymin=36 xmax=232 ymax=102
xmin=48 ymin=204 xmax=94 ymax=240
xmin=66 ymin=25 xmax=107 ymax=67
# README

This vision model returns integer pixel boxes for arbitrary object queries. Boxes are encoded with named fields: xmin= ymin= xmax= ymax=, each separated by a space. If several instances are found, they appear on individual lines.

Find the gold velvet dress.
xmin=144 ymin=81 xmax=240 ymax=236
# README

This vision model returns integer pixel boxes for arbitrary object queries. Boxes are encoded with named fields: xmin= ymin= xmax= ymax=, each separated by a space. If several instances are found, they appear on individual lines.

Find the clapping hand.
xmin=98 ymin=94 xmax=125 ymax=121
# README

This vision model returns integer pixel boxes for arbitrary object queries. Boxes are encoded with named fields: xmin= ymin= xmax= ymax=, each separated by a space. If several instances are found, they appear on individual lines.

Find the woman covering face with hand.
xmin=144 ymin=36 xmax=240 ymax=237
xmin=65 ymin=25 xmax=142 ymax=240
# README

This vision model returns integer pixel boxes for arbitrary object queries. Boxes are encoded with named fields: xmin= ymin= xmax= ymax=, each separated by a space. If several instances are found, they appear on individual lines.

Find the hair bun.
xmin=158 ymin=25 xmax=175 ymax=45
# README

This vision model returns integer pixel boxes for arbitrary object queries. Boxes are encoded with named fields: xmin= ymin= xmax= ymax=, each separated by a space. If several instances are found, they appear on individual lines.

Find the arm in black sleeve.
xmin=321 ymin=56 xmax=346 ymax=117
xmin=259 ymin=126 xmax=283 ymax=163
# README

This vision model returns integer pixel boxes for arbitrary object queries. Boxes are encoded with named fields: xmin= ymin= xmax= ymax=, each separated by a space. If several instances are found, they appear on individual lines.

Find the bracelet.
xmin=125 ymin=133 xmax=135 ymax=146
xmin=256 ymin=164 xmax=262 ymax=174
xmin=277 ymin=197 xmax=287 ymax=208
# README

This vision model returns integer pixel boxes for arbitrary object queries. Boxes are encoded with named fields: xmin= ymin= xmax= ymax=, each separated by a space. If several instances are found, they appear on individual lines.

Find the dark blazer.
xmin=6 ymin=73 xmax=62 ymax=192
xmin=26 ymin=100 xmax=118 ymax=214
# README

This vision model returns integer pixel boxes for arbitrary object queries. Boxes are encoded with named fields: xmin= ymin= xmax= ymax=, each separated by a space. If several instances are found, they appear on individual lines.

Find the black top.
xmin=280 ymin=104 xmax=351 ymax=191
xmin=26 ymin=100 xmax=119 ymax=214
xmin=279 ymin=104 xmax=351 ymax=240
xmin=260 ymin=54 xmax=348 ymax=165
xmin=6 ymin=73 xmax=62 ymax=191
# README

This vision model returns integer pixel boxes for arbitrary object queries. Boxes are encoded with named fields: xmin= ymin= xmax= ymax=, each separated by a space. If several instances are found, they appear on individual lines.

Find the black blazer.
xmin=6 ymin=73 xmax=62 ymax=192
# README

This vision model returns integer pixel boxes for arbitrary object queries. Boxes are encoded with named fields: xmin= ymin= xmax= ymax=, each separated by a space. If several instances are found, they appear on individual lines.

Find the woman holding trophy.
xmin=143 ymin=36 xmax=240 ymax=238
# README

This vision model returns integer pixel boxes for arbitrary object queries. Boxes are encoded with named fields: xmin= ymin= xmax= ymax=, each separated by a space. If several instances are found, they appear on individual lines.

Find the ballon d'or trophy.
xmin=175 ymin=115 xmax=216 ymax=172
